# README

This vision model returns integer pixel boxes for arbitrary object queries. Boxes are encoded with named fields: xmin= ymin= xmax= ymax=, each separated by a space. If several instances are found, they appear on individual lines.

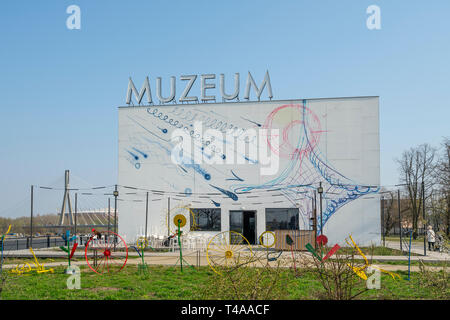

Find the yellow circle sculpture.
xmin=166 ymin=205 xmax=197 ymax=235
xmin=173 ymin=214 xmax=187 ymax=228
xmin=259 ymin=231 xmax=276 ymax=248
xmin=206 ymin=231 xmax=253 ymax=275
xmin=136 ymin=236 xmax=149 ymax=250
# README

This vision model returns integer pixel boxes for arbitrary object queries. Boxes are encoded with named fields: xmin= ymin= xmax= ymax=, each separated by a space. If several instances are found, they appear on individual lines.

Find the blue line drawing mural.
xmin=119 ymin=98 xmax=380 ymax=240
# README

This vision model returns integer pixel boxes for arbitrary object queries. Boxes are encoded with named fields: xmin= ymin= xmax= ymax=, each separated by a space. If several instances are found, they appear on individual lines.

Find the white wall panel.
xmin=118 ymin=97 xmax=380 ymax=246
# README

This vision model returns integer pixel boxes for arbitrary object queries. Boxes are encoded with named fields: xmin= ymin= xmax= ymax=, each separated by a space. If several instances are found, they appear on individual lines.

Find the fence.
xmin=387 ymin=227 xmax=425 ymax=236
xmin=0 ymin=235 xmax=93 ymax=251
xmin=273 ymin=230 xmax=315 ymax=251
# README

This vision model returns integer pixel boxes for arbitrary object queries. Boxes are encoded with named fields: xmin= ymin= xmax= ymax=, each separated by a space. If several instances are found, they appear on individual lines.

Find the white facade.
xmin=118 ymin=97 xmax=380 ymax=246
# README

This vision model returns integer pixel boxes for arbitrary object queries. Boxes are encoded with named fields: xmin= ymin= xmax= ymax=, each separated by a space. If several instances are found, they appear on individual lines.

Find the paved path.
xmin=384 ymin=240 xmax=450 ymax=260
xmin=4 ymin=245 xmax=449 ymax=262
xmin=1 ymin=248 xmax=446 ymax=273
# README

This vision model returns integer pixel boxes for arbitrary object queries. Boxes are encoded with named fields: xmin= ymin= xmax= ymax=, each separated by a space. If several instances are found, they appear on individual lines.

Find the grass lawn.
xmin=5 ymin=256 xmax=441 ymax=268
xmin=368 ymin=260 xmax=449 ymax=267
xmin=0 ymin=264 xmax=448 ymax=300
xmin=335 ymin=245 xmax=419 ymax=256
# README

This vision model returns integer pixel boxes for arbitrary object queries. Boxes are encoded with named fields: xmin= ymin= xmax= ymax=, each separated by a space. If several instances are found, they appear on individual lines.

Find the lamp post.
xmin=398 ymin=189 xmax=402 ymax=251
xmin=381 ymin=195 xmax=385 ymax=246
xmin=422 ymin=181 xmax=426 ymax=256
xmin=30 ymin=185 xmax=34 ymax=248
xmin=145 ymin=192 xmax=149 ymax=241
xmin=113 ymin=185 xmax=119 ymax=252
xmin=313 ymin=190 xmax=317 ymax=249
xmin=74 ymin=193 xmax=77 ymax=236
xmin=395 ymin=183 xmax=409 ymax=251
xmin=167 ymin=197 xmax=171 ymax=237
xmin=317 ymin=182 xmax=323 ymax=235
xmin=107 ymin=198 xmax=111 ymax=235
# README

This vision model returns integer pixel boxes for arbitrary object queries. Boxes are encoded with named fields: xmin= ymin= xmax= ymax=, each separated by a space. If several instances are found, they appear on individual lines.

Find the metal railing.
xmin=0 ymin=235 xmax=93 ymax=251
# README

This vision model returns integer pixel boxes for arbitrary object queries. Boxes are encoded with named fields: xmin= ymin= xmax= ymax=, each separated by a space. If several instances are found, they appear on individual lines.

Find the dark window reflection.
xmin=191 ymin=208 xmax=221 ymax=231
xmin=265 ymin=208 xmax=299 ymax=231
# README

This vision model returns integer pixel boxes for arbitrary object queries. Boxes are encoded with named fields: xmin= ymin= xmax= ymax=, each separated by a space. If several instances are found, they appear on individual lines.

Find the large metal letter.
xmin=200 ymin=74 xmax=216 ymax=102
xmin=126 ymin=77 xmax=152 ymax=105
xmin=220 ymin=73 xmax=239 ymax=101
xmin=179 ymin=75 xmax=198 ymax=103
xmin=156 ymin=76 xmax=176 ymax=104
xmin=244 ymin=70 xmax=273 ymax=101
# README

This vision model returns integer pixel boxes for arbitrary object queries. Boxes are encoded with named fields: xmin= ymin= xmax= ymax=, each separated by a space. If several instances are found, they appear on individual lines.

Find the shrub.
xmin=300 ymin=246 xmax=368 ymax=300
xmin=416 ymin=260 xmax=449 ymax=299
xmin=205 ymin=256 xmax=289 ymax=300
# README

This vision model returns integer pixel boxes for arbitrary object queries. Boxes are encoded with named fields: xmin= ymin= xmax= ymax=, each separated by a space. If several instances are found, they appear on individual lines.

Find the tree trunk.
xmin=413 ymin=213 xmax=418 ymax=239
xmin=447 ymin=194 xmax=450 ymax=236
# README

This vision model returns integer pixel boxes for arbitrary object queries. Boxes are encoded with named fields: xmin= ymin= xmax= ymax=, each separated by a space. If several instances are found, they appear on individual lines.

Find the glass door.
xmin=229 ymin=211 xmax=243 ymax=245
xmin=229 ymin=210 xmax=256 ymax=244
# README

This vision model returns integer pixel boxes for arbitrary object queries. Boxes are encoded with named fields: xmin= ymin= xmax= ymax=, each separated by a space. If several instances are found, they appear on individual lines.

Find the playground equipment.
xmin=259 ymin=231 xmax=283 ymax=262
xmin=173 ymin=214 xmax=194 ymax=272
xmin=345 ymin=235 xmax=401 ymax=281
xmin=84 ymin=229 xmax=128 ymax=274
xmin=305 ymin=235 xmax=341 ymax=262
xmin=166 ymin=205 xmax=197 ymax=236
xmin=10 ymin=247 xmax=54 ymax=275
xmin=1 ymin=225 xmax=11 ymax=274
xmin=285 ymin=234 xmax=298 ymax=273
xmin=206 ymin=230 xmax=285 ymax=275
xmin=259 ymin=231 xmax=276 ymax=248
xmin=132 ymin=236 xmax=150 ymax=275
xmin=206 ymin=231 xmax=253 ymax=275
xmin=59 ymin=230 xmax=78 ymax=273
xmin=6 ymin=228 xmax=129 ymax=276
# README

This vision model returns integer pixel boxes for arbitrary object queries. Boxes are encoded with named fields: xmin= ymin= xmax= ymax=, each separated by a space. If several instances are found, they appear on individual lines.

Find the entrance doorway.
xmin=229 ymin=210 xmax=256 ymax=244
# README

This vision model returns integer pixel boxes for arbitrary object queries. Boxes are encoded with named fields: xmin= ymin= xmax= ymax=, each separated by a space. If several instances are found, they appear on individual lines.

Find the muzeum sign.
xmin=126 ymin=71 xmax=273 ymax=105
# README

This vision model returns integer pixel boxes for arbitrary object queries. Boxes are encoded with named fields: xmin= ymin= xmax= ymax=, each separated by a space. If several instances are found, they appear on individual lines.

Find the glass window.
xmin=265 ymin=208 xmax=299 ymax=231
xmin=190 ymin=208 xmax=221 ymax=231
xmin=229 ymin=211 xmax=243 ymax=234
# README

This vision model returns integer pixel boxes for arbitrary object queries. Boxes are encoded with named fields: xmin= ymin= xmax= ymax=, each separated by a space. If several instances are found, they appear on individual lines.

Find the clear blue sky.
xmin=0 ymin=1 xmax=449 ymax=218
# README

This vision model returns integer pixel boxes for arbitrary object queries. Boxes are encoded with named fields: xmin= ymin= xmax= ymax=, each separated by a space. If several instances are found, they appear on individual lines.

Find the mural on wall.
xmin=118 ymin=98 xmax=380 ymax=242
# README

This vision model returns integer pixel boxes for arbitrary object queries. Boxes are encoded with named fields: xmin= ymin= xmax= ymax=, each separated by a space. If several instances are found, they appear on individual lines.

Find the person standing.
xmin=426 ymin=225 xmax=436 ymax=251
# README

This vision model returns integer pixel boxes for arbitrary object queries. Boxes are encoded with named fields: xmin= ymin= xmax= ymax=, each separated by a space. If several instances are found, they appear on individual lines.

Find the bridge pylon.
xmin=58 ymin=170 xmax=74 ymax=226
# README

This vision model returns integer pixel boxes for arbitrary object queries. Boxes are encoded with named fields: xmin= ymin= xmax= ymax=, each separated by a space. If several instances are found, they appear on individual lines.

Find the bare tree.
xmin=397 ymin=143 xmax=437 ymax=239
xmin=428 ymin=189 xmax=446 ymax=233
xmin=434 ymin=137 xmax=450 ymax=235
xmin=380 ymin=189 xmax=396 ymax=236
